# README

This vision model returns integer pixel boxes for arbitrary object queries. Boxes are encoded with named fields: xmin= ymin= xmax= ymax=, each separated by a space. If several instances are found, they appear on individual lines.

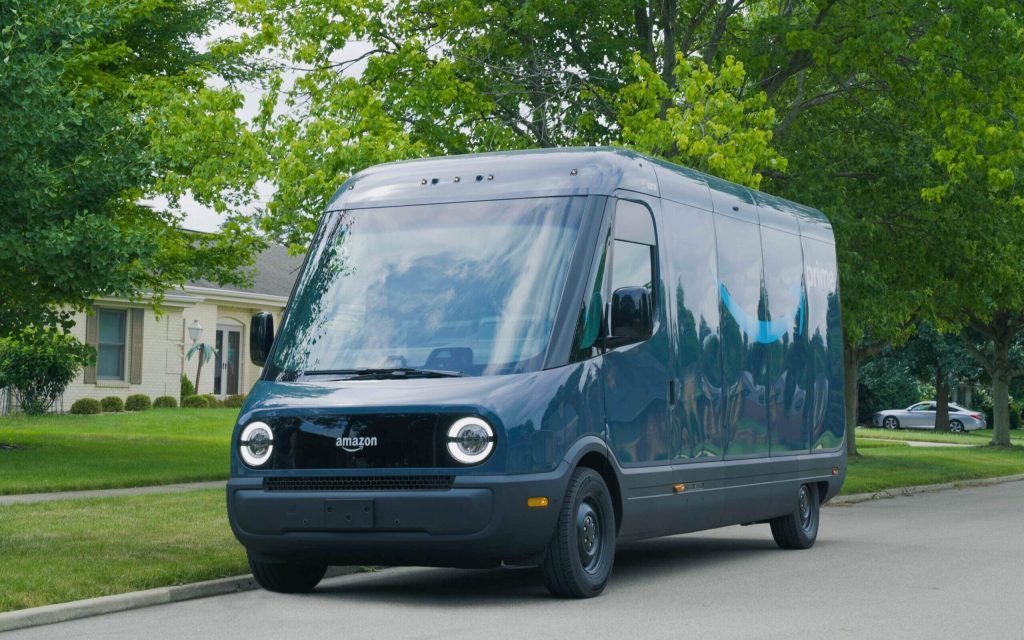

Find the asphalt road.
xmin=7 ymin=483 xmax=1024 ymax=640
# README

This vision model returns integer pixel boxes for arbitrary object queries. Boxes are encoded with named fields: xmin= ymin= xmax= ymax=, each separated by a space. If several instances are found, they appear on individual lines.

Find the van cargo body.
xmin=228 ymin=148 xmax=846 ymax=597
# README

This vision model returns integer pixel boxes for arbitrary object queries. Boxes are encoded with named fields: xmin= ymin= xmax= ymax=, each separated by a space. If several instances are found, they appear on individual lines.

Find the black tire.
xmin=882 ymin=416 xmax=900 ymax=430
xmin=540 ymin=467 xmax=616 ymax=598
xmin=949 ymin=420 xmax=964 ymax=433
xmin=248 ymin=553 xmax=327 ymax=593
xmin=769 ymin=483 xmax=820 ymax=550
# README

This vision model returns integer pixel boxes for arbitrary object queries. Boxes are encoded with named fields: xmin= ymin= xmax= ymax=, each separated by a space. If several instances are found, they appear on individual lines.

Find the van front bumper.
xmin=227 ymin=464 xmax=572 ymax=568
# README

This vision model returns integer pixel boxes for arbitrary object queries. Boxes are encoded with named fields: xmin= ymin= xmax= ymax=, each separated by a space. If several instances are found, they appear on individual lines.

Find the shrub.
xmin=180 ymin=374 xmax=195 ymax=399
xmin=200 ymin=393 xmax=220 ymax=408
xmin=69 ymin=398 xmax=102 ymax=415
xmin=0 ymin=327 xmax=94 ymax=414
xmin=153 ymin=395 xmax=178 ymax=408
xmin=182 ymin=395 xmax=209 ymax=408
xmin=100 ymin=396 xmax=124 ymax=412
xmin=223 ymin=394 xmax=247 ymax=408
xmin=125 ymin=394 xmax=151 ymax=411
xmin=858 ymin=357 xmax=923 ymax=424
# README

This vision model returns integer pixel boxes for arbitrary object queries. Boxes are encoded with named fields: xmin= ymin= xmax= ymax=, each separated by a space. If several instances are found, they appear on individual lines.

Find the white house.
xmin=59 ymin=244 xmax=303 ymax=408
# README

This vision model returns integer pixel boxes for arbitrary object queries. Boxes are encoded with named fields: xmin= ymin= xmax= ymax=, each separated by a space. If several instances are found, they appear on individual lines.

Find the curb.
xmin=827 ymin=473 xmax=1024 ymax=506
xmin=0 ymin=566 xmax=358 ymax=634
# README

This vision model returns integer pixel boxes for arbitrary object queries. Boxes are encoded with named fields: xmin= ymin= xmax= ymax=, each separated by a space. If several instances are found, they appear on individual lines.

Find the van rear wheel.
xmin=540 ymin=467 xmax=616 ymax=598
xmin=769 ymin=483 xmax=820 ymax=550
xmin=248 ymin=553 xmax=327 ymax=593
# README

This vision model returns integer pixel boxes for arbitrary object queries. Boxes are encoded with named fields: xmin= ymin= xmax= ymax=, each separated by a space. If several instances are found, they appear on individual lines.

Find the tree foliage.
xmin=0 ymin=0 xmax=264 ymax=336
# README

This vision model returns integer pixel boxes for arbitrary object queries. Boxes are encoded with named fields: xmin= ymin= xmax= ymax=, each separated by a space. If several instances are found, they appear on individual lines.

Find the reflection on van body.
xmin=227 ymin=148 xmax=846 ymax=598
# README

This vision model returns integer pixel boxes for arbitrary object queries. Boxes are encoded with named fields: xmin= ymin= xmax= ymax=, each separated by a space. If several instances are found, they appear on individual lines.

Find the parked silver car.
xmin=872 ymin=401 xmax=987 ymax=432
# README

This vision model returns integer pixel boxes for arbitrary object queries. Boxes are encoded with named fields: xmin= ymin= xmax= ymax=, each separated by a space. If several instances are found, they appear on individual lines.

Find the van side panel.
xmin=801 ymin=236 xmax=846 ymax=451
xmin=760 ymin=225 xmax=811 ymax=455
xmin=663 ymin=201 xmax=722 ymax=462
xmin=715 ymin=214 xmax=771 ymax=459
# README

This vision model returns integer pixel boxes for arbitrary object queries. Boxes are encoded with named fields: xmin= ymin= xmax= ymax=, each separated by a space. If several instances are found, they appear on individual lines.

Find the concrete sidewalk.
xmin=858 ymin=436 xmax=976 ymax=447
xmin=0 ymin=481 xmax=226 ymax=506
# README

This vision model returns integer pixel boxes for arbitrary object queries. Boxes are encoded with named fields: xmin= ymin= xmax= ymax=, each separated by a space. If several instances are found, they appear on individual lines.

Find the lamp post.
xmin=188 ymin=320 xmax=202 ymax=344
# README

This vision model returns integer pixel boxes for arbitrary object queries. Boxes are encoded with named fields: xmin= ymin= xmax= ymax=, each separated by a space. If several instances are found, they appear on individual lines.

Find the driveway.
xmin=6 ymin=482 xmax=1023 ymax=640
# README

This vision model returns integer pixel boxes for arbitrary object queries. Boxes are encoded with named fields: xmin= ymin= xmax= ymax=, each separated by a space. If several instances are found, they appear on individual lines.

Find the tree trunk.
xmin=195 ymin=357 xmax=204 ymax=395
xmin=991 ymin=370 xmax=1011 ymax=446
xmin=933 ymin=368 xmax=950 ymax=432
xmin=843 ymin=341 xmax=860 ymax=457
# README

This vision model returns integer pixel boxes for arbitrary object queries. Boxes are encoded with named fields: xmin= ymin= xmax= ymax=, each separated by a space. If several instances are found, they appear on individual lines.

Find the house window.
xmin=97 ymin=309 xmax=127 ymax=380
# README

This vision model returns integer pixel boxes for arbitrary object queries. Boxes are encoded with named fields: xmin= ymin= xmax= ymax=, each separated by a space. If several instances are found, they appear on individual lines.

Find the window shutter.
xmin=84 ymin=312 xmax=98 ymax=384
xmin=129 ymin=308 xmax=144 ymax=384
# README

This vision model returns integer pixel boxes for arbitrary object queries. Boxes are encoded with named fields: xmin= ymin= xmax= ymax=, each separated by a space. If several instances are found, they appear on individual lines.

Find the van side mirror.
xmin=250 ymin=312 xmax=275 ymax=366
xmin=607 ymin=286 xmax=653 ymax=346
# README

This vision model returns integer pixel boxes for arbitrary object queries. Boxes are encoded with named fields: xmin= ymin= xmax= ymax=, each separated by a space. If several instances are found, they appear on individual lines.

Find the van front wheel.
xmin=540 ymin=467 xmax=616 ymax=598
xmin=248 ymin=553 xmax=327 ymax=593
xmin=769 ymin=483 xmax=820 ymax=550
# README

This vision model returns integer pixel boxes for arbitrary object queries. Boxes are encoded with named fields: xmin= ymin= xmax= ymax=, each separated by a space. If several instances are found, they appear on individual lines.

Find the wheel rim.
xmin=884 ymin=417 xmax=897 ymax=430
xmin=798 ymin=485 xmax=813 ymax=533
xmin=576 ymin=499 xmax=602 ymax=573
xmin=950 ymin=421 xmax=962 ymax=432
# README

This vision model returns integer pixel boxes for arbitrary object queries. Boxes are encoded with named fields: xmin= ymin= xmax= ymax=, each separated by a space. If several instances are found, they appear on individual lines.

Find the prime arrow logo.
xmin=719 ymin=281 xmax=805 ymax=344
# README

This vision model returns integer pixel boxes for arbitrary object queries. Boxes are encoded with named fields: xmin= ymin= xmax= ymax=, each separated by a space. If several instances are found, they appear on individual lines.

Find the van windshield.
xmin=268 ymin=197 xmax=586 ymax=379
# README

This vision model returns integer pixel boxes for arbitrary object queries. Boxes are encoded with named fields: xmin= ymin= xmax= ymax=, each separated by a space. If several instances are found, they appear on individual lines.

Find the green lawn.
xmin=844 ymin=440 xmax=1024 ymax=494
xmin=0 ymin=490 xmax=246 ymax=612
xmin=857 ymin=426 xmax=1024 ymax=446
xmin=0 ymin=409 xmax=237 ymax=494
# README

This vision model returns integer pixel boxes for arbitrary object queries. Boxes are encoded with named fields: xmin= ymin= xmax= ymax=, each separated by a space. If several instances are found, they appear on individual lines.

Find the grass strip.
xmin=844 ymin=441 xmax=1024 ymax=494
xmin=0 ymin=489 xmax=245 ymax=612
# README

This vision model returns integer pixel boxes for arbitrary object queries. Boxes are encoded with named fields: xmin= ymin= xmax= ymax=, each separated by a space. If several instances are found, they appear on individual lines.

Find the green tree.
xmin=905 ymin=2 xmax=1024 ymax=446
xmin=903 ymin=324 xmax=981 ymax=431
xmin=0 ymin=0 xmax=264 ymax=336
xmin=236 ymin=0 xmax=889 ymax=245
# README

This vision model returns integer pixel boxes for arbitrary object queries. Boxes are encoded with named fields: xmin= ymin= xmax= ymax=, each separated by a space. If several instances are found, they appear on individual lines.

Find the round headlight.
xmin=239 ymin=421 xmax=274 ymax=467
xmin=446 ymin=417 xmax=495 ymax=465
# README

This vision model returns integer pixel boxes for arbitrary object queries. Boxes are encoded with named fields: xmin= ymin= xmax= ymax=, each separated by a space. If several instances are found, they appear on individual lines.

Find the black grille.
xmin=263 ymin=475 xmax=455 ymax=492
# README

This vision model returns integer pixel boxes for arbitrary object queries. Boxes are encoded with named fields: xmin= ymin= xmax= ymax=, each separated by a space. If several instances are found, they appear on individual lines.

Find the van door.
xmin=602 ymin=197 xmax=675 ymax=538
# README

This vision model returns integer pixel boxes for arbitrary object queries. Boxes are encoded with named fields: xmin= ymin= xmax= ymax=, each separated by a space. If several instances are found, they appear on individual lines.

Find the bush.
xmin=153 ymin=395 xmax=178 ymax=408
xmin=0 ymin=327 xmax=94 ymax=414
xmin=180 ymin=374 xmax=195 ymax=399
xmin=125 ymin=394 xmax=151 ymax=411
xmin=182 ymin=395 xmax=209 ymax=408
xmin=200 ymin=393 xmax=220 ymax=408
xmin=100 ymin=396 xmax=124 ymax=412
xmin=69 ymin=398 xmax=102 ymax=415
xmin=223 ymin=394 xmax=247 ymax=408
xmin=858 ymin=357 xmax=923 ymax=424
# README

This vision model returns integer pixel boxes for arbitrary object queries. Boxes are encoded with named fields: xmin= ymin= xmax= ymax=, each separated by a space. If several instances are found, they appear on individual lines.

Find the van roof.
xmin=326 ymin=147 xmax=833 ymax=243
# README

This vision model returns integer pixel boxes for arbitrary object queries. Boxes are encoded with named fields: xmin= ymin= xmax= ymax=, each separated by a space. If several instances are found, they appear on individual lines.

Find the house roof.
xmin=188 ymin=243 xmax=304 ymax=299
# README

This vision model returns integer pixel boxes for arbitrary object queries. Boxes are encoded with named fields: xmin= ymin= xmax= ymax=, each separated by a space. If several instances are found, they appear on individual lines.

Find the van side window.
xmin=611 ymin=200 xmax=656 ymax=304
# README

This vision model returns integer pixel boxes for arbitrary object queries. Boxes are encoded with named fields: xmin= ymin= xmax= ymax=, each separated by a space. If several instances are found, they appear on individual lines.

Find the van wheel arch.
xmin=575 ymin=451 xmax=622 ymax=534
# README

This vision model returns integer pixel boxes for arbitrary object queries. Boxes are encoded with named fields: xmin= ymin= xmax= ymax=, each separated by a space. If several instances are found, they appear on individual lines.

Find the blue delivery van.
xmin=228 ymin=147 xmax=846 ymax=598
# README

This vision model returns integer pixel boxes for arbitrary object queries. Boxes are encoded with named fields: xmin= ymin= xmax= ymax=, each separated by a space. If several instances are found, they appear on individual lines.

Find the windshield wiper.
xmin=301 ymin=367 xmax=464 ymax=379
